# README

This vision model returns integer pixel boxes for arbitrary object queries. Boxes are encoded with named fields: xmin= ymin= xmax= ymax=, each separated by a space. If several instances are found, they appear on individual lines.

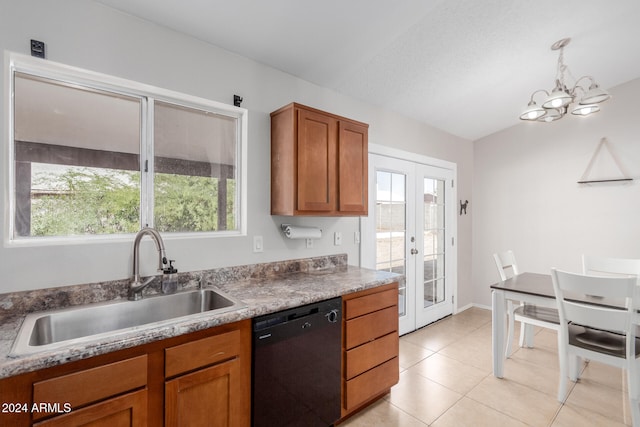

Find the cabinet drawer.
xmin=33 ymin=389 xmax=147 ymax=427
xmin=345 ymin=332 xmax=398 ymax=380
xmin=345 ymin=306 xmax=398 ymax=349
xmin=344 ymin=357 xmax=399 ymax=411
xmin=345 ymin=288 xmax=397 ymax=320
xmin=32 ymin=355 xmax=147 ymax=420
xmin=165 ymin=329 xmax=241 ymax=377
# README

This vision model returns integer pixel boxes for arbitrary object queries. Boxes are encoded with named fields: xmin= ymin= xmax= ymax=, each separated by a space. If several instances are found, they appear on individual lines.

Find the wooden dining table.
xmin=490 ymin=271 xmax=626 ymax=378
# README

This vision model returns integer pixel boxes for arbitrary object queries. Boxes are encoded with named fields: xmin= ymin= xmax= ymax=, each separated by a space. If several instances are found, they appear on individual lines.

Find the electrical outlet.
xmin=306 ymin=238 xmax=313 ymax=248
xmin=334 ymin=232 xmax=342 ymax=246
xmin=354 ymin=231 xmax=361 ymax=244
xmin=253 ymin=235 xmax=263 ymax=253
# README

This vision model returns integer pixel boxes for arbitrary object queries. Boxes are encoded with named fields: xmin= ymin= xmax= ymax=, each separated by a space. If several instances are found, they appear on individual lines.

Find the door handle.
xmin=411 ymin=248 xmax=419 ymax=255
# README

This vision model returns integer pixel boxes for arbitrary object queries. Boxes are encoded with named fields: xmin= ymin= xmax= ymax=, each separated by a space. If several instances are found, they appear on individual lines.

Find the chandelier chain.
xmin=555 ymin=47 xmax=576 ymax=91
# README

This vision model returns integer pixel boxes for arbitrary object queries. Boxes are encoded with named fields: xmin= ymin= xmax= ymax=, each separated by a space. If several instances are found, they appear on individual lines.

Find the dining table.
xmin=490 ymin=271 xmax=626 ymax=378
xmin=491 ymin=272 xmax=558 ymax=377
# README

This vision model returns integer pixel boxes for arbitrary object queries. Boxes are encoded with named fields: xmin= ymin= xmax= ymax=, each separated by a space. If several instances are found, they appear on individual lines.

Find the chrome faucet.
xmin=129 ymin=227 xmax=167 ymax=301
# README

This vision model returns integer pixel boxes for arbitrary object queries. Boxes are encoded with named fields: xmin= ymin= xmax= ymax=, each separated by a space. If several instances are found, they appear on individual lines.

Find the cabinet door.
xmin=32 ymin=355 xmax=147 ymax=421
xmin=165 ymin=358 xmax=243 ymax=427
xmin=33 ymin=389 xmax=147 ymax=427
xmin=296 ymin=108 xmax=337 ymax=212
xmin=338 ymin=121 xmax=368 ymax=215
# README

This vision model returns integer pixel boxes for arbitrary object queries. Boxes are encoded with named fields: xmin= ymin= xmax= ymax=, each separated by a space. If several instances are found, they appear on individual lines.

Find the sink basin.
xmin=10 ymin=289 xmax=246 ymax=356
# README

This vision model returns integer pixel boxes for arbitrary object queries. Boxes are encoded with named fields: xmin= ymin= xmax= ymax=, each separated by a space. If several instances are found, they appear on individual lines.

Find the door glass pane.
xmin=376 ymin=171 xmax=406 ymax=316
xmin=423 ymin=177 xmax=446 ymax=307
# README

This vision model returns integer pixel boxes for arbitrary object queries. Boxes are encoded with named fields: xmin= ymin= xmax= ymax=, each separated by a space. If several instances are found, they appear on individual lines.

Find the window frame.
xmin=5 ymin=52 xmax=248 ymax=245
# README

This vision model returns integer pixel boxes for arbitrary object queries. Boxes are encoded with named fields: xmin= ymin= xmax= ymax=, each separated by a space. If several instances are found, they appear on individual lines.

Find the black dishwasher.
xmin=252 ymin=297 xmax=342 ymax=427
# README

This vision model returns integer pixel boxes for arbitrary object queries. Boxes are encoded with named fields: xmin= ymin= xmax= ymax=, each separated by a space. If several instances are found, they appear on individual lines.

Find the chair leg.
xmin=568 ymin=355 xmax=581 ymax=381
xmin=505 ymin=301 xmax=515 ymax=358
xmin=627 ymin=364 xmax=640 ymax=427
xmin=556 ymin=335 xmax=568 ymax=402
xmin=520 ymin=323 xmax=535 ymax=348
xmin=631 ymin=401 xmax=640 ymax=427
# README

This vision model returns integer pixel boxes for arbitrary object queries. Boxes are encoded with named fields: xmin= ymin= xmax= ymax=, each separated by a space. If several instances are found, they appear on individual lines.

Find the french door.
xmin=363 ymin=152 xmax=456 ymax=335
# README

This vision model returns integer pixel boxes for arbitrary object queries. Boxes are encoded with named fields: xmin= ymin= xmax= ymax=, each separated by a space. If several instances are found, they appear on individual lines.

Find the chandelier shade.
xmin=542 ymin=87 xmax=573 ymax=109
xmin=580 ymin=83 xmax=611 ymax=104
xmin=520 ymin=38 xmax=610 ymax=122
xmin=519 ymin=100 xmax=547 ymax=120
xmin=571 ymin=104 xmax=600 ymax=116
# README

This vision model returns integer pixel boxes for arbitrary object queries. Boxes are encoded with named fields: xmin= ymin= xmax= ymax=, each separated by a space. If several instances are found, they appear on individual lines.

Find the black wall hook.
xmin=460 ymin=200 xmax=469 ymax=215
xmin=233 ymin=95 xmax=243 ymax=107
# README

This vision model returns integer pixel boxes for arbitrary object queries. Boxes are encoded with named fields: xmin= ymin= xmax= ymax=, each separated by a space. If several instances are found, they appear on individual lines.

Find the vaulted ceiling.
xmin=95 ymin=0 xmax=640 ymax=140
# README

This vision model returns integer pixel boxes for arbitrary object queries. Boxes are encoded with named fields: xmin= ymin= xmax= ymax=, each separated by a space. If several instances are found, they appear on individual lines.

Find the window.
xmin=153 ymin=101 xmax=238 ymax=233
xmin=8 ymin=53 xmax=247 ymax=241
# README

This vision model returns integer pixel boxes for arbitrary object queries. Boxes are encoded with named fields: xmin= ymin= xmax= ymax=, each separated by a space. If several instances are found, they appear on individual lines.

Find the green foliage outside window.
xmin=30 ymin=167 xmax=234 ymax=236
xmin=154 ymin=173 xmax=235 ymax=233
xmin=31 ymin=168 xmax=140 ymax=236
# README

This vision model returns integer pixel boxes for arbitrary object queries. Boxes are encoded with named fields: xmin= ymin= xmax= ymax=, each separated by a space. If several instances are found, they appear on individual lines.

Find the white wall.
xmin=473 ymin=78 xmax=640 ymax=307
xmin=0 ymin=0 xmax=473 ymax=304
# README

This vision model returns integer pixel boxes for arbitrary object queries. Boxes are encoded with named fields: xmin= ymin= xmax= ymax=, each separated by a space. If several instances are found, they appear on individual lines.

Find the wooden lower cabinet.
xmin=340 ymin=283 xmax=399 ymax=420
xmin=164 ymin=328 xmax=248 ymax=427
xmin=31 ymin=355 xmax=148 ymax=422
xmin=33 ymin=389 xmax=147 ymax=427
xmin=165 ymin=358 xmax=241 ymax=427
xmin=0 ymin=319 xmax=250 ymax=427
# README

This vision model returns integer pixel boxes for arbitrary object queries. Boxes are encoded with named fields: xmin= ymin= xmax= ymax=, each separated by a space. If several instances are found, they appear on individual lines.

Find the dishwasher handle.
xmin=287 ymin=306 xmax=319 ymax=321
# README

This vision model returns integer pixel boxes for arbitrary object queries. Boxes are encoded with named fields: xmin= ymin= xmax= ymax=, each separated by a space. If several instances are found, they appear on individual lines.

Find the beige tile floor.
xmin=340 ymin=307 xmax=633 ymax=426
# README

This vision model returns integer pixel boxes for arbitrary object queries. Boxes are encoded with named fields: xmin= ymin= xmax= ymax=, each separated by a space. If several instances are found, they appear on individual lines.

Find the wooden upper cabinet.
xmin=338 ymin=121 xmax=368 ymax=215
xmin=296 ymin=108 xmax=337 ymax=212
xmin=271 ymin=103 xmax=368 ymax=216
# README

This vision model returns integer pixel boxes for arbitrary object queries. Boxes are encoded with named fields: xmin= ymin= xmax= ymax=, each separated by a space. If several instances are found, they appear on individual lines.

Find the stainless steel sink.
xmin=10 ymin=289 xmax=246 ymax=356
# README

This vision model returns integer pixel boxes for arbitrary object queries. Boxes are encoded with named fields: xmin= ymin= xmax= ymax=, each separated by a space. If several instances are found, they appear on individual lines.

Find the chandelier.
xmin=519 ymin=38 xmax=610 ymax=122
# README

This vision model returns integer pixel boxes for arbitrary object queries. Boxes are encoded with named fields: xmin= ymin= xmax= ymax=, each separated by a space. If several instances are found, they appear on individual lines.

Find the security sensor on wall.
xmin=31 ymin=39 xmax=45 ymax=58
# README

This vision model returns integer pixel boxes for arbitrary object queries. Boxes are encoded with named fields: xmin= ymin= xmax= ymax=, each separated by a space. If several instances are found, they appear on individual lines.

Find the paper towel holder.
xmin=280 ymin=224 xmax=323 ymax=239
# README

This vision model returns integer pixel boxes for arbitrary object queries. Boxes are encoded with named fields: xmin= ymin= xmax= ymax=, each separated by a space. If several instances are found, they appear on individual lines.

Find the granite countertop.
xmin=0 ymin=255 xmax=400 ymax=379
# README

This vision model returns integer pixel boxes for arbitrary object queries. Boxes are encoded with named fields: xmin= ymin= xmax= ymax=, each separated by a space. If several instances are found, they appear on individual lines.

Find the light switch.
xmin=253 ymin=235 xmax=263 ymax=253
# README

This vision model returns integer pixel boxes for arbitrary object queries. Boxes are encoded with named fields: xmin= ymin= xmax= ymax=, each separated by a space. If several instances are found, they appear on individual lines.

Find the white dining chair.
xmin=575 ymin=255 xmax=640 ymax=377
xmin=551 ymin=268 xmax=640 ymax=425
xmin=583 ymin=254 xmax=640 ymax=277
xmin=493 ymin=251 xmax=560 ymax=358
